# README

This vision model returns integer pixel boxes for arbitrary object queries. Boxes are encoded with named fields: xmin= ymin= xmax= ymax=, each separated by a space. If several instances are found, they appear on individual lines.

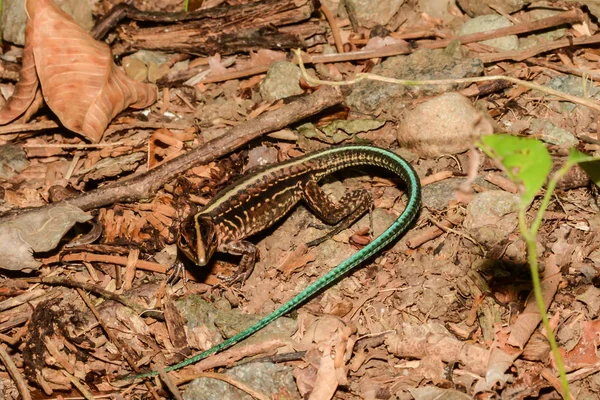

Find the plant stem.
xmin=519 ymin=162 xmax=576 ymax=400
xmin=530 ymin=163 xmax=573 ymax=235
xmin=522 ymin=214 xmax=570 ymax=399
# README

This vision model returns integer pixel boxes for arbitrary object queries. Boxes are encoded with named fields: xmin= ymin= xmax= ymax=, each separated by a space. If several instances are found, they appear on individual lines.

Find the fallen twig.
xmin=199 ymin=9 xmax=583 ymax=84
xmin=0 ymin=86 xmax=343 ymax=222
xmin=0 ymin=342 xmax=31 ymax=400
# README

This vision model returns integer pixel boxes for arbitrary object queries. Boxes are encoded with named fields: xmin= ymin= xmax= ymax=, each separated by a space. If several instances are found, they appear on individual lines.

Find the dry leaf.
xmin=363 ymin=36 xmax=407 ymax=50
xmin=408 ymin=387 xmax=472 ymax=400
xmin=507 ymin=255 xmax=561 ymax=348
xmin=0 ymin=0 xmax=157 ymax=142
xmin=309 ymin=346 xmax=338 ymax=400
xmin=0 ymin=204 xmax=92 ymax=272
xmin=561 ymin=320 xmax=600 ymax=370
xmin=0 ymin=19 xmax=39 ymax=124
xmin=207 ymin=54 xmax=228 ymax=75
xmin=386 ymin=323 xmax=489 ymax=376
xmin=247 ymin=49 xmax=287 ymax=67
xmin=484 ymin=346 xmax=513 ymax=390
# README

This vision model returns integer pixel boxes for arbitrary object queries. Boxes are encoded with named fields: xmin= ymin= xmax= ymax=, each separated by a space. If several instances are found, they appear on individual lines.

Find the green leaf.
xmin=578 ymin=158 xmax=600 ymax=189
xmin=566 ymin=148 xmax=600 ymax=189
xmin=479 ymin=134 xmax=552 ymax=204
xmin=567 ymin=148 xmax=595 ymax=164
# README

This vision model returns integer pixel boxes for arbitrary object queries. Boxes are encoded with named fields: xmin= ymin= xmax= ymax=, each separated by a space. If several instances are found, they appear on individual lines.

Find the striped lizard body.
xmin=131 ymin=144 xmax=421 ymax=380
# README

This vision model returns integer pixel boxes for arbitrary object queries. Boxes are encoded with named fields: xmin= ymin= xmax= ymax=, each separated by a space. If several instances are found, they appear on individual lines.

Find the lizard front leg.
xmin=219 ymin=240 xmax=259 ymax=284
xmin=302 ymin=179 xmax=374 ymax=247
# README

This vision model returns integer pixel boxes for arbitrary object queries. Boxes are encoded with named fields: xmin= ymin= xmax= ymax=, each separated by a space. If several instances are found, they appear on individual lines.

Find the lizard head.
xmin=178 ymin=214 xmax=218 ymax=266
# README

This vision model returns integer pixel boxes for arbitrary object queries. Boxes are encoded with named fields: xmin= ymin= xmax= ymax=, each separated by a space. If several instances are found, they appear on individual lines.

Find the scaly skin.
xmin=129 ymin=145 xmax=421 ymax=380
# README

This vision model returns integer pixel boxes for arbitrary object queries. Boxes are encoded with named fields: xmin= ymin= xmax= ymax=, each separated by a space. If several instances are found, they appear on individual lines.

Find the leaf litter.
xmin=1 ymin=0 xmax=600 ymax=399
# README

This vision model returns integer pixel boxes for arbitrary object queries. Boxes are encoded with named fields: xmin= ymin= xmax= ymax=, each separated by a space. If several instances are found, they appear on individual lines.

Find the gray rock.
xmin=176 ymin=295 xmax=297 ymax=346
xmin=458 ymin=14 xmax=519 ymax=51
xmin=345 ymin=0 xmax=405 ymax=28
xmin=456 ymin=0 xmax=528 ymax=17
xmin=260 ymin=61 xmax=303 ymax=102
xmin=464 ymin=191 xmax=520 ymax=230
xmin=544 ymin=75 xmax=600 ymax=112
xmin=0 ymin=144 xmax=29 ymax=180
xmin=354 ymin=207 xmax=398 ymax=238
xmin=419 ymin=0 xmax=458 ymax=22
xmin=396 ymin=92 xmax=493 ymax=157
xmin=371 ymin=207 xmax=398 ymax=238
xmin=518 ymin=9 xmax=566 ymax=50
xmin=529 ymin=119 xmax=578 ymax=148
xmin=183 ymin=362 xmax=300 ymax=400
xmin=464 ymin=190 xmax=520 ymax=248
xmin=346 ymin=49 xmax=483 ymax=114
xmin=421 ymin=178 xmax=466 ymax=211
xmin=2 ymin=0 xmax=95 ymax=45
xmin=421 ymin=177 xmax=498 ymax=210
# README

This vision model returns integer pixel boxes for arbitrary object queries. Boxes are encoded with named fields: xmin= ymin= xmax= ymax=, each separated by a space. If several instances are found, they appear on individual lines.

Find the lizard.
xmin=129 ymin=144 xmax=421 ymax=380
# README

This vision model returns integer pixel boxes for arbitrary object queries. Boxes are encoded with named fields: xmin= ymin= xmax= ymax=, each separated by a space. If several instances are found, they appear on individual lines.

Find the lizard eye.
xmin=196 ymin=217 xmax=216 ymax=266
xmin=200 ymin=221 xmax=215 ymax=243
xmin=177 ymin=217 xmax=199 ymax=264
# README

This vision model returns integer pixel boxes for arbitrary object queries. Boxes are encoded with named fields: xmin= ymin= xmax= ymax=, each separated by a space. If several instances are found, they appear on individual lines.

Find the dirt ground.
xmin=1 ymin=0 xmax=600 ymax=399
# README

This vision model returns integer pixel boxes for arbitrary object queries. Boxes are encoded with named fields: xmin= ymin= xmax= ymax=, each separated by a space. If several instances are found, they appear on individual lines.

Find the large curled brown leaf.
xmin=0 ymin=0 xmax=157 ymax=142
xmin=0 ymin=18 xmax=39 ymax=124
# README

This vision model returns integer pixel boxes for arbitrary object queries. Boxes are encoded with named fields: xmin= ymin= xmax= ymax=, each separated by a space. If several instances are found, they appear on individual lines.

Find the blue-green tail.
xmin=127 ymin=145 xmax=421 ymax=380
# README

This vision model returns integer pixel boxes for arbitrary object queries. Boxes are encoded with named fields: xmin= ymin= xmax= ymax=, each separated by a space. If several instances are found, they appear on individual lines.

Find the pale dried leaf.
xmin=386 ymin=323 xmax=489 ymax=376
xmin=0 ymin=204 xmax=91 ymax=271
xmin=562 ymin=320 xmax=600 ymax=370
xmin=24 ymin=0 xmax=157 ymax=142
xmin=485 ymin=346 xmax=513 ymax=389
xmin=507 ymin=255 xmax=561 ymax=348
xmin=576 ymin=286 xmax=600 ymax=318
xmin=0 ymin=226 xmax=41 ymax=271
xmin=363 ymin=36 xmax=407 ymax=50
xmin=207 ymin=54 xmax=228 ymax=75
xmin=409 ymin=387 xmax=472 ymax=400
xmin=303 ymin=316 xmax=345 ymax=344
xmin=248 ymin=49 xmax=287 ymax=67
xmin=0 ymin=19 xmax=39 ymax=124
xmin=308 ymin=346 xmax=338 ymax=400
xmin=75 ymin=152 xmax=146 ymax=182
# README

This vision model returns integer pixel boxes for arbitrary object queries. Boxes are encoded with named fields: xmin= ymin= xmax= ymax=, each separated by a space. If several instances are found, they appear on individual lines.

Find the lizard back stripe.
xmin=200 ymin=145 xmax=418 ymax=219
xmin=129 ymin=144 xmax=421 ymax=380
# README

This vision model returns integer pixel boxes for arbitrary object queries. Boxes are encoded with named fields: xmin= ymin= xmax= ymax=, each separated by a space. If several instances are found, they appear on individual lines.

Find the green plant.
xmin=479 ymin=134 xmax=600 ymax=400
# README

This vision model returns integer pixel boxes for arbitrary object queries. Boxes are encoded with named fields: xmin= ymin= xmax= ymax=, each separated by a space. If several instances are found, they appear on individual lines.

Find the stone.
xmin=396 ymin=92 xmax=493 ymax=157
xmin=456 ymin=0 xmax=528 ymax=17
xmin=345 ymin=0 xmax=405 ymax=28
xmin=346 ymin=49 xmax=483 ymax=114
xmin=458 ymin=14 xmax=519 ymax=51
xmin=260 ymin=61 xmax=303 ymax=102
xmin=2 ymin=0 xmax=95 ymax=45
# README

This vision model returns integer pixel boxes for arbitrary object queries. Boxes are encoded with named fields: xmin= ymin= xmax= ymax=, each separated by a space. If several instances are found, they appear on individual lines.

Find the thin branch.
xmin=0 ymin=343 xmax=32 ymax=400
xmin=0 ymin=86 xmax=343 ymax=222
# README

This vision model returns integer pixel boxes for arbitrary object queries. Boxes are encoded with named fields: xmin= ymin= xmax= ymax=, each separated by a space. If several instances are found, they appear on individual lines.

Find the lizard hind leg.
xmin=302 ymin=179 xmax=374 ymax=247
